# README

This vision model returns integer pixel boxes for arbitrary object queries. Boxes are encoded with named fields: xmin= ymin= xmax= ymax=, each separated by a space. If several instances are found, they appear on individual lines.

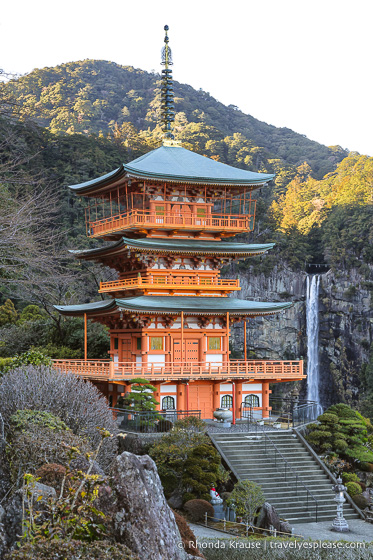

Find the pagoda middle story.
xmin=54 ymin=143 xmax=305 ymax=419
xmin=54 ymin=26 xmax=304 ymax=419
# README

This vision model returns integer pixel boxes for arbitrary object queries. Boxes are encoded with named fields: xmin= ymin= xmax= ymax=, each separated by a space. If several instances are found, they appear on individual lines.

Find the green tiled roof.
xmin=70 ymin=236 xmax=275 ymax=260
xmin=55 ymin=296 xmax=292 ymax=317
xmin=69 ymin=146 xmax=274 ymax=193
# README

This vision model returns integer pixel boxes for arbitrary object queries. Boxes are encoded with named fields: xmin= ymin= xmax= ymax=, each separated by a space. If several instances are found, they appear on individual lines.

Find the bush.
xmin=0 ymin=357 xmax=13 ymax=373
xmin=184 ymin=499 xmax=214 ymax=522
xmin=172 ymin=510 xmax=205 ymax=558
xmin=173 ymin=416 xmax=206 ymax=432
xmin=342 ymin=472 xmax=360 ymax=484
xmin=226 ymin=480 xmax=265 ymax=525
xmin=4 ymin=539 xmax=138 ymax=560
xmin=9 ymin=350 xmax=52 ymax=368
xmin=10 ymin=409 xmax=69 ymax=432
xmin=345 ymin=481 xmax=362 ymax=497
xmin=0 ymin=366 xmax=118 ymax=471
xmin=7 ymin=420 xmax=92 ymax=485
xmin=149 ymin=429 xmax=222 ymax=501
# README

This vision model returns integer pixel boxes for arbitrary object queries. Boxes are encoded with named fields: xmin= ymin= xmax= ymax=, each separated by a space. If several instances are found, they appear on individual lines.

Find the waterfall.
xmin=306 ymin=275 xmax=323 ymax=416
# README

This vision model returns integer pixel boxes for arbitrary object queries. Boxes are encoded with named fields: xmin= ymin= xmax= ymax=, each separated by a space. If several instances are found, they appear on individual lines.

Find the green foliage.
xmin=173 ymin=415 xmax=207 ymax=432
xmin=0 ymin=299 xmax=18 ymax=326
xmin=345 ymin=481 xmax=362 ymax=497
xmin=306 ymin=404 xmax=373 ymax=466
xmin=226 ymin=480 xmax=265 ymax=524
xmin=10 ymin=350 xmax=53 ymax=369
xmin=149 ymin=428 xmax=223 ymax=501
xmin=341 ymin=472 xmax=360 ymax=483
xmin=17 ymin=305 xmax=44 ymax=325
xmin=0 ymin=357 xmax=13 ymax=373
xmin=10 ymin=409 xmax=69 ymax=432
xmin=121 ymin=378 xmax=159 ymax=412
xmin=18 ymin=430 xmax=114 ymax=550
xmin=2 ymin=59 xmax=345 ymax=175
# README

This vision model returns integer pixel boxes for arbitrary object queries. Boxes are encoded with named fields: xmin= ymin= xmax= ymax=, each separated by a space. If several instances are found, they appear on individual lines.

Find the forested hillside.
xmin=0 ymin=59 xmax=372 ymax=416
xmin=2 ymin=59 xmax=348 ymax=178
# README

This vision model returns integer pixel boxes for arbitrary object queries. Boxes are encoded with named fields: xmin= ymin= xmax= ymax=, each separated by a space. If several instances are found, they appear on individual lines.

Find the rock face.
xmin=112 ymin=452 xmax=190 ymax=560
xmin=228 ymin=264 xmax=373 ymax=409
xmin=0 ymin=482 xmax=57 ymax=553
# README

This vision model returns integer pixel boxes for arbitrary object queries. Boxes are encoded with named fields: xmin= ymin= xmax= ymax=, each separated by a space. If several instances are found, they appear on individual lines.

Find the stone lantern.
xmin=331 ymin=477 xmax=350 ymax=532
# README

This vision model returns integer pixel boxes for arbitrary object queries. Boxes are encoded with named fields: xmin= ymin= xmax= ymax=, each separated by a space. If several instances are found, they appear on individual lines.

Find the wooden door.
xmin=173 ymin=339 xmax=200 ymax=362
xmin=121 ymin=339 xmax=132 ymax=362
xmin=189 ymin=385 xmax=213 ymax=419
xmin=185 ymin=339 xmax=199 ymax=362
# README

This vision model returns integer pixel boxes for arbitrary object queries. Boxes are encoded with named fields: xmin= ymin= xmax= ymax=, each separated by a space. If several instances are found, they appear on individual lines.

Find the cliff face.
xmin=229 ymin=264 xmax=373 ymax=410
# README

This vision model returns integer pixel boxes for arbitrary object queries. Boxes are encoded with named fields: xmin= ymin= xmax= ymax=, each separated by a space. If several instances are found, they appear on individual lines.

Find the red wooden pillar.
xmin=262 ymin=382 xmax=271 ymax=418
xmin=232 ymin=381 xmax=236 ymax=425
xmin=84 ymin=313 xmax=88 ymax=361
xmin=244 ymin=320 xmax=247 ymax=361
xmin=186 ymin=382 xmax=189 ymax=412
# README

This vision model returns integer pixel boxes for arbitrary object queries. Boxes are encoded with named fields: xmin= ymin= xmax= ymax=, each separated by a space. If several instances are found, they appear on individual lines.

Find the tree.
xmin=122 ymin=378 xmax=159 ymax=411
xmin=227 ymin=480 xmax=265 ymax=524
xmin=149 ymin=428 xmax=223 ymax=501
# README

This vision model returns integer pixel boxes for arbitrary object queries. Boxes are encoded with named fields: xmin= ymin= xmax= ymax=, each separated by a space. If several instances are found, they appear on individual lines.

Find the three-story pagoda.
xmin=55 ymin=26 xmax=304 ymax=419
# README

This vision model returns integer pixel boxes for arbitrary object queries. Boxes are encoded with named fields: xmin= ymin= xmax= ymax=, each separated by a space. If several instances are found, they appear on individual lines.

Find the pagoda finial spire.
xmin=161 ymin=25 xmax=176 ymax=144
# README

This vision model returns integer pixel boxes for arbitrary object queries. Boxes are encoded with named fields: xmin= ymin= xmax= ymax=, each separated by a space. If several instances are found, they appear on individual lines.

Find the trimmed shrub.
xmin=342 ymin=472 xmax=360 ymax=484
xmin=172 ymin=510 xmax=205 ymax=558
xmin=4 ymin=539 xmax=138 ymax=560
xmin=360 ymin=462 xmax=373 ymax=472
xmin=184 ymin=499 xmax=214 ymax=523
xmin=345 ymin=481 xmax=362 ymax=497
xmin=0 ymin=366 xmax=118 ymax=471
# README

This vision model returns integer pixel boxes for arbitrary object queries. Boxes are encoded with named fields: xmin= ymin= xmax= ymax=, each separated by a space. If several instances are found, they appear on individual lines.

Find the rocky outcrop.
xmin=0 ymin=482 xmax=57 ymax=554
xmin=257 ymin=502 xmax=292 ymax=535
xmin=228 ymin=263 xmax=373 ymax=409
xmin=112 ymin=452 xmax=193 ymax=560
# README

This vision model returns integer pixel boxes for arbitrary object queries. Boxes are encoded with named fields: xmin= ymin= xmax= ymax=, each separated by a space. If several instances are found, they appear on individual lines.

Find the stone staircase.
xmin=210 ymin=430 xmax=361 ymax=524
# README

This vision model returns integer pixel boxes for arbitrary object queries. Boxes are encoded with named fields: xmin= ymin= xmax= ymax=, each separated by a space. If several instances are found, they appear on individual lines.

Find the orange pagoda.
xmin=54 ymin=26 xmax=304 ymax=419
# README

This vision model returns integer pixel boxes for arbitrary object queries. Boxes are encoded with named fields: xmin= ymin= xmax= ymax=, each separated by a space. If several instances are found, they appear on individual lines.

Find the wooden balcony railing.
xmin=98 ymin=276 xmax=240 ymax=293
xmin=87 ymin=210 xmax=254 ymax=238
xmin=53 ymin=359 xmax=304 ymax=382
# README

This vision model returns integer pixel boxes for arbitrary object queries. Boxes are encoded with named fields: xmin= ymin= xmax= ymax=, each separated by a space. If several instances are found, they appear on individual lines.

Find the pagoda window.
xmin=150 ymin=336 xmax=163 ymax=351
xmin=208 ymin=337 xmax=221 ymax=350
xmin=245 ymin=394 xmax=260 ymax=407
xmin=136 ymin=338 xmax=141 ymax=351
xmin=114 ymin=338 xmax=119 ymax=350
xmin=221 ymin=395 xmax=233 ymax=408
xmin=155 ymin=205 xmax=165 ymax=215
xmin=162 ymin=396 xmax=175 ymax=410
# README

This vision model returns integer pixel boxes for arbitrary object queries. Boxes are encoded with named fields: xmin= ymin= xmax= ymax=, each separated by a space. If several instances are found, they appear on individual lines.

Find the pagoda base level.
xmin=53 ymin=359 xmax=304 ymax=420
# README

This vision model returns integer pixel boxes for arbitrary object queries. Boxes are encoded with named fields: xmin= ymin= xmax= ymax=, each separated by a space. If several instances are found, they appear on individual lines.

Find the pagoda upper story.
xmin=69 ymin=145 xmax=274 ymax=241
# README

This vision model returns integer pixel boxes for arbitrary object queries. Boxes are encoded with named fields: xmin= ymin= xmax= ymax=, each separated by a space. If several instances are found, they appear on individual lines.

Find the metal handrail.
xmin=258 ymin=425 xmax=319 ymax=522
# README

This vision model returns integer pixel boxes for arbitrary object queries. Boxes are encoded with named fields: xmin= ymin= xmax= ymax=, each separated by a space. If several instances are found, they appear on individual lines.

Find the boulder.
xmin=167 ymin=489 xmax=184 ymax=510
xmin=257 ymin=502 xmax=292 ymax=535
xmin=112 ymin=452 xmax=191 ymax=560
xmin=1 ymin=482 xmax=56 ymax=552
